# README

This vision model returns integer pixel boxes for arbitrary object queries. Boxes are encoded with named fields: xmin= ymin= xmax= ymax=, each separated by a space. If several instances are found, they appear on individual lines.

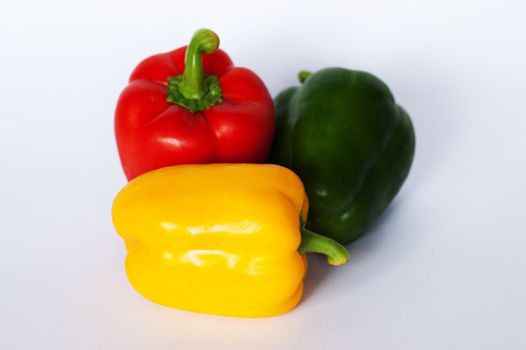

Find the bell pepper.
xmin=115 ymin=29 xmax=275 ymax=180
xmin=111 ymin=164 xmax=348 ymax=318
xmin=270 ymin=68 xmax=415 ymax=245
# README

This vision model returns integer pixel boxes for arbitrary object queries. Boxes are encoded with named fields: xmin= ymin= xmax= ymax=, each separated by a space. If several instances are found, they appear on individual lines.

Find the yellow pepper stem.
xmin=299 ymin=227 xmax=349 ymax=266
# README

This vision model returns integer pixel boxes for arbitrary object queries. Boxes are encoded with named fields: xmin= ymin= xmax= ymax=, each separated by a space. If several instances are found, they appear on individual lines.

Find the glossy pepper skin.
xmin=115 ymin=29 xmax=275 ymax=180
xmin=111 ymin=164 xmax=348 ymax=318
xmin=270 ymin=68 xmax=415 ymax=245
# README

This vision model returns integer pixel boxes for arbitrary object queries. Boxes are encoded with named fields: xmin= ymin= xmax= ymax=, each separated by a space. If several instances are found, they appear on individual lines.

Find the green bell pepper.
xmin=270 ymin=68 xmax=415 ymax=245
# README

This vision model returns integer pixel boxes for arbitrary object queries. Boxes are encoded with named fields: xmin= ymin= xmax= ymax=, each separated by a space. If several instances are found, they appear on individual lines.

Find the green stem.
xmin=179 ymin=29 xmax=220 ymax=100
xmin=298 ymin=227 xmax=349 ymax=266
xmin=298 ymin=70 xmax=312 ymax=84
xmin=166 ymin=29 xmax=223 ymax=113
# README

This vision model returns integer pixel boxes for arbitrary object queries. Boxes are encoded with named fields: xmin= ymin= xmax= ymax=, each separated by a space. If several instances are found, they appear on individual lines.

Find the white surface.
xmin=1 ymin=0 xmax=525 ymax=349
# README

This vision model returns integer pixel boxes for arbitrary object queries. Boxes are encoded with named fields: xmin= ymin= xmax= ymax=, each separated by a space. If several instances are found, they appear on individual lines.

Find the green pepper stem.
xmin=179 ymin=29 xmax=220 ymax=100
xmin=298 ymin=70 xmax=312 ymax=84
xmin=298 ymin=227 xmax=349 ymax=266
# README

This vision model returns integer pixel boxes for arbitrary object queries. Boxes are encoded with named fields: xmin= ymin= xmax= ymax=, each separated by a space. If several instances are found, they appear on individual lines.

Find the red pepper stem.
xmin=179 ymin=29 xmax=220 ymax=100
xmin=166 ymin=29 xmax=223 ymax=112
xmin=299 ymin=227 xmax=349 ymax=266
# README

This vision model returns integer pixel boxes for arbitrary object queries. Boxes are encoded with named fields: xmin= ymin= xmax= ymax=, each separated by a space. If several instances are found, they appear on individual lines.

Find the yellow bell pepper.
xmin=112 ymin=164 xmax=348 ymax=318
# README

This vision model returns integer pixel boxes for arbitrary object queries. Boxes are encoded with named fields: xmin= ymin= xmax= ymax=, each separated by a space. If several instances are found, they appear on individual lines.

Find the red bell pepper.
xmin=115 ymin=29 xmax=275 ymax=180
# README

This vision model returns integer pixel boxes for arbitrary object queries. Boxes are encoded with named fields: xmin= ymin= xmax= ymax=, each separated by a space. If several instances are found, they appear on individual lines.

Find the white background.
xmin=1 ymin=0 xmax=525 ymax=349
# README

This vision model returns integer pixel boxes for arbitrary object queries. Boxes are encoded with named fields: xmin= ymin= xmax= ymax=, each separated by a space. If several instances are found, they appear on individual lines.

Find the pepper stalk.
xmin=298 ymin=218 xmax=349 ymax=265
xmin=167 ymin=29 xmax=223 ymax=112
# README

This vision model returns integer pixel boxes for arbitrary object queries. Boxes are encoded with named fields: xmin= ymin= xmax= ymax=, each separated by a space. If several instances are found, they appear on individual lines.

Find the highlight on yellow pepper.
xmin=111 ymin=164 xmax=348 ymax=318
